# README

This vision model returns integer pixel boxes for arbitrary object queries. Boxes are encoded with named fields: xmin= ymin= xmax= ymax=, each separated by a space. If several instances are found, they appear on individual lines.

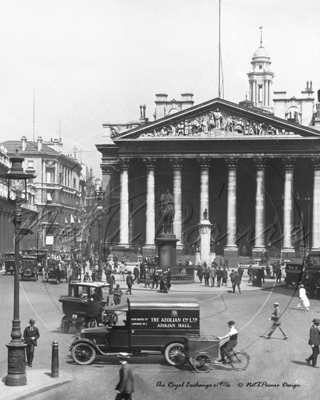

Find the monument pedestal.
xmin=156 ymin=233 xmax=179 ymax=268
xmin=198 ymin=219 xmax=213 ymax=264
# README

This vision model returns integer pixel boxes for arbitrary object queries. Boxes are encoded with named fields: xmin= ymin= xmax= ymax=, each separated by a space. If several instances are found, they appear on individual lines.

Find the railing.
xmin=171 ymin=265 xmax=195 ymax=283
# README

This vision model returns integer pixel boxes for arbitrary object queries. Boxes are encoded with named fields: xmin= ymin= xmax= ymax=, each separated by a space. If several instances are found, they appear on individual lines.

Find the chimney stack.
xmin=21 ymin=136 xmax=27 ymax=152
xmin=37 ymin=136 xmax=43 ymax=152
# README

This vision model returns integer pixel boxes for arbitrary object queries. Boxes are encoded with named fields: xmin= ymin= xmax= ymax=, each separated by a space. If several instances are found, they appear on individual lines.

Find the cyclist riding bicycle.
xmin=216 ymin=320 xmax=238 ymax=363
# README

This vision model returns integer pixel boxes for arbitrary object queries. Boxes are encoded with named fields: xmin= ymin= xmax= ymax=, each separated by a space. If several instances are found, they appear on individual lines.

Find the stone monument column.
xmin=143 ymin=158 xmax=156 ymax=253
xmin=119 ymin=158 xmax=130 ymax=247
xmin=312 ymin=157 xmax=320 ymax=250
xmin=198 ymin=210 xmax=213 ymax=265
xmin=253 ymin=158 xmax=266 ymax=256
xmin=224 ymin=158 xmax=238 ymax=256
xmin=171 ymin=158 xmax=183 ymax=251
xmin=282 ymin=158 xmax=295 ymax=256
xmin=156 ymin=188 xmax=179 ymax=269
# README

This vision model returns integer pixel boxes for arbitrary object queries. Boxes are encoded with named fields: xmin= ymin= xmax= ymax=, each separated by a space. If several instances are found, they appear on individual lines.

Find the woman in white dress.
xmin=297 ymin=283 xmax=310 ymax=311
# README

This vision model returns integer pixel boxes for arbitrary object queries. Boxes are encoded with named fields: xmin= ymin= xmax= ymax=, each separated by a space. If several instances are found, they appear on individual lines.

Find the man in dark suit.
xmin=115 ymin=353 xmax=134 ymax=399
xmin=306 ymin=318 xmax=320 ymax=368
xmin=166 ymin=267 xmax=172 ymax=291
xmin=23 ymin=318 xmax=40 ymax=367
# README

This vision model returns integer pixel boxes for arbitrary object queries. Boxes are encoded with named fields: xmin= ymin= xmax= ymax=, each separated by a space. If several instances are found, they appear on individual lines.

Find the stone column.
xmin=282 ymin=158 xmax=295 ymax=255
xmin=119 ymin=158 xmax=130 ymax=247
xmin=143 ymin=158 xmax=156 ymax=250
xmin=198 ymin=158 xmax=210 ymax=220
xmin=171 ymin=158 xmax=183 ymax=249
xmin=255 ymin=81 xmax=258 ymax=105
xmin=253 ymin=158 xmax=266 ymax=254
xmin=312 ymin=158 xmax=320 ymax=250
xmin=224 ymin=158 xmax=238 ymax=255
xmin=101 ymin=164 xmax=116 ymax=247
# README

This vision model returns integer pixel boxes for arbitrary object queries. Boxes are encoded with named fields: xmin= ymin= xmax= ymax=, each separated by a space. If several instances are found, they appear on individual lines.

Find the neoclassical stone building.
xmin=96 ymin=43 xmax=320 ymax=262
xmin=97 ymin=96 xmax=320 ymax=261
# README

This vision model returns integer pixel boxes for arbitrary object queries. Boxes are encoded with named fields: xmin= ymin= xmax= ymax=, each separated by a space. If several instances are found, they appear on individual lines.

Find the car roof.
xmin=69 ymin=282 xmax=110 ymax=288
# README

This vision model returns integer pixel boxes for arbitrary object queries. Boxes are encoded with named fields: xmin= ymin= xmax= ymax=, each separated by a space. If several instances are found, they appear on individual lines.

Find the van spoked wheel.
xmin=71 ymin=343 xmax=96 ymax=365
xmin=60 ymin=316 xmax=71 ymax=333
xmin=87 ymin=318 xmax=98 ymax=328
xmin=164 ymin=343 xmax=187 ymax=366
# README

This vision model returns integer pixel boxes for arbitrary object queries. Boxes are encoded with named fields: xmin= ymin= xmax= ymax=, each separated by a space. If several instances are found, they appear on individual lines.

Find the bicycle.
xmin=191 ymin=349 xmax=250 ymax=372
xmin=186 ymin=335 xmax=250 ymax=373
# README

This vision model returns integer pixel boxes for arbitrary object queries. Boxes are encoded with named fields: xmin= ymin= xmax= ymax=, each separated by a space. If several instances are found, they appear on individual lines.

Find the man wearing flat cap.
xmin=115 ymin=353 xmax=134 ymax=399
xmin=266 ymin=302 xmax=288 ymax=340
xmin=305 ymin=319 xmax=320 ymax=368
xmin=23 ymin=318 xmax=40 ymax=367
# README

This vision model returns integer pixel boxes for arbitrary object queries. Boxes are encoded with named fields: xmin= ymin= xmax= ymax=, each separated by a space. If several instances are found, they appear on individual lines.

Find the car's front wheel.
xmin=71 ymin=343 xmax=96 ymax=365
xmin=164 ymin=342 xmax=187 ymax=366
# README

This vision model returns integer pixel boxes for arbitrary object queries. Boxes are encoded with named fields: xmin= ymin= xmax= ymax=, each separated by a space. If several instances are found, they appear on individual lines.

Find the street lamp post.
xmin=95 ymin=178 xmax=105 ymax=282
xmin=3 ymin=151 xmax=35 ymax=386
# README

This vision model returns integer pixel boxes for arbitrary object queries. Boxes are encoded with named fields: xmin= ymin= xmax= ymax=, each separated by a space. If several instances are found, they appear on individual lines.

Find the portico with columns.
xmin=97 ymin=98 xmax=320 ymax=263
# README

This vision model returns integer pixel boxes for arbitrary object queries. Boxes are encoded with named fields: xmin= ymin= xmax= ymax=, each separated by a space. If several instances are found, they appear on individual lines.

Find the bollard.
xmin=51 ymin=340 xmax=59 ymax=378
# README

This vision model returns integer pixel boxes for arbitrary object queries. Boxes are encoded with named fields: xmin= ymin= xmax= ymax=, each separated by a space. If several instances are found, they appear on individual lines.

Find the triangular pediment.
xmin=112 ymin=98 xmax=320 ymax=141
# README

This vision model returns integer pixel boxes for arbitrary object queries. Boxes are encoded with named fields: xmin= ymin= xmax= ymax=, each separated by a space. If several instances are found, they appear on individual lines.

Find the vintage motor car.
xmin=70 ymin=298 xmax=200 ymax=366
xmin=19 ymin=254 xmax=38 ymax=281
xmin=4 ymin=252 xmax=15 ymax=275
xmin=285 ymin=263 xmax=303 ymax=288
xmin=59 ymin=282 xmax=110 ymax=333
xmin=46 ymin=259 xmax=67 ymax=284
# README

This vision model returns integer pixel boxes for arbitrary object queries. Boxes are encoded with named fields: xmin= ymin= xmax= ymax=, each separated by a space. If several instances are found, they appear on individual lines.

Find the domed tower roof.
xmin=252 ymin=45 xmax=270 ymax=60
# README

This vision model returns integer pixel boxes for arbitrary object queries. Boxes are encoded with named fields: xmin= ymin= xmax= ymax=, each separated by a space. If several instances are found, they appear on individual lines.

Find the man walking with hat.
xmin=305 ymin=319 xmax=320 ymax=368
xmin=23 ymin=318 xmax=40 ymax=367
xmin=266 ymin=302 xmax=288 ymax=340
xmin=115 ymin=353 xmax=134 ymax=399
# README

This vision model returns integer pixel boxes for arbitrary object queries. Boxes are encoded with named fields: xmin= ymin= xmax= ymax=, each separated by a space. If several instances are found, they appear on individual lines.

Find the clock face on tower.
xmin=8 ymin=179 xmax=25 ymax=200
xmin=9 ymin=191 xmax=16 ymax=201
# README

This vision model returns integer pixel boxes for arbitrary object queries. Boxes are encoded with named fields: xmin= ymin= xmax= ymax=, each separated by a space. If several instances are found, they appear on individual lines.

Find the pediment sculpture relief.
xmin=139 ymin=108 xmax=297 ymax=138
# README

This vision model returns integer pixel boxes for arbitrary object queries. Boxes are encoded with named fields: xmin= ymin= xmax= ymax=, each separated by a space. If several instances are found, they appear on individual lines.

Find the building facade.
xmin=0 ymin=144 xmax=38 ymax=254
xmin=93 ymin=41 xmax=320 ymax=263
xmin=2 ymin=137 xmax=86 ymax=253
xmin=96 ymin=96 xmax=320 ymax=262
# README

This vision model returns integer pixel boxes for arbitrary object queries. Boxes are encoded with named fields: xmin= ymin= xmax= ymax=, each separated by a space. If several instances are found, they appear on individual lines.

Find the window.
xmin=28 ymin=160 xmax=34 ymax=168
xmin=258 ymin=85 xmax=263 ymax=103
xmin=46 ymin=170 xmax=55 ymax=184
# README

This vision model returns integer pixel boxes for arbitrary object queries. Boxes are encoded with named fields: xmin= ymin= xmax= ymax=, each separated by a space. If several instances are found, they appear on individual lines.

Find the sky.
xmin=0 ymin=0 xmax=319 ymax=178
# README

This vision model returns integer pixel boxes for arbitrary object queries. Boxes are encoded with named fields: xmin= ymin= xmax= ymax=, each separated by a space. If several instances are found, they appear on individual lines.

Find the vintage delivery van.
xmin=70 ymin=298 xmax=200 ymax=366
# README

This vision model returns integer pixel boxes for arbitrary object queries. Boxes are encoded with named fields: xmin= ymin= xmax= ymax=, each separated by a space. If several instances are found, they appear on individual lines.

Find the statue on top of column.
xmin=160 ymin=188 xmax=175 ymax=234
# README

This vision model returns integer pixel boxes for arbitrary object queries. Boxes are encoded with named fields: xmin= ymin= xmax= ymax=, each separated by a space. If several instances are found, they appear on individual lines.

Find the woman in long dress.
xmin=297 ymin=283 xmax=310 ymax=311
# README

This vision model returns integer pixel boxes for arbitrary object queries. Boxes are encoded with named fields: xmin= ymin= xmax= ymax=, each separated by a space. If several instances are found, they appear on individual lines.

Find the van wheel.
xmin=60 ymin=316 xmax=71 ymax=333
xmin=164 ymin=342 xmax=187 ymax=366
xmin=87 ymin=318 xmax=98 ymax=328
xmin=71 ymin=343 xmax=96 ymax=365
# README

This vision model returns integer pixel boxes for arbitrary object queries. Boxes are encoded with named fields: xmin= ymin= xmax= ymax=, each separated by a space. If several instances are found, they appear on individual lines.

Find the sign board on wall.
xmin=46 ymin=236 xmax=54 ymax=245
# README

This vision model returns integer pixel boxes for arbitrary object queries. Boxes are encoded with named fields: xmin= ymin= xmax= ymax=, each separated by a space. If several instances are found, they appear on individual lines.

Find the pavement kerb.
xmin=0 ymin=369 xmax=73 ymax=400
